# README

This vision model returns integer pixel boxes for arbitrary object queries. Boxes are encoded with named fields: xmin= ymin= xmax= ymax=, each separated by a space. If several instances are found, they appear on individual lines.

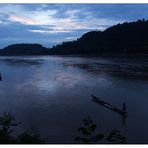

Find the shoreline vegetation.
xmin=1 ymin=19 xmax=148 ymax=56
xmin=0 ymin=112 xmax=126 ymax=144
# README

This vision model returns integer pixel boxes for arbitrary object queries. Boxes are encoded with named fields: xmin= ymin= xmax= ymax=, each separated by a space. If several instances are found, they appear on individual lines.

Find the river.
xmin=0 ymin=56 xmax=148 ymax=143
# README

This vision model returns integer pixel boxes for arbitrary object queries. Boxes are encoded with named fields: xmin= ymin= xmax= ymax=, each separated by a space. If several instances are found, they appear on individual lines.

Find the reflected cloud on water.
xmin=0 ymin=58 xmax=44 ymax=66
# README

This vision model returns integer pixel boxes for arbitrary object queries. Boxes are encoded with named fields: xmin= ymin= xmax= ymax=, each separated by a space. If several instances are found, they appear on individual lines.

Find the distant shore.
xmin=1 ymin=53 xmax=148 ymax=59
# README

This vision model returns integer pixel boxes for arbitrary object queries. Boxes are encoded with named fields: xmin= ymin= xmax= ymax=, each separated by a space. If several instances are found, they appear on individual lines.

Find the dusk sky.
xmin=1 ymin=4 xmax=148 ymax=48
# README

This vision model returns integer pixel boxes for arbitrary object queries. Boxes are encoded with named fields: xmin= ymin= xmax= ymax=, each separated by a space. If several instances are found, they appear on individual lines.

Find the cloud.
xmin=65 ymin=36 xmax=78 ymax=40
xmin=28 ymin=29 xmax=73 ymax=34
xmin=65 ymin=9 xmax=80 ymax=19
xmin=2 ymin=4 xmax=148 ymax=48
xmin=0 ymin=4 xmax=124 ymax=33
xmin=9 ymin=16 xmax=42 ymax=25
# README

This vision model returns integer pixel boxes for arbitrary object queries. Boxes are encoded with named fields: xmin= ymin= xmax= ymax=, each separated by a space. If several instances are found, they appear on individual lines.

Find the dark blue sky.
xmin=0 ymin=4 xmax=148 ymax=48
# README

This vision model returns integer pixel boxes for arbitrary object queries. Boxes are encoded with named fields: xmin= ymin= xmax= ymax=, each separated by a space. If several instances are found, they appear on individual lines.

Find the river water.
xmin=0 ymin=56 xmax=148 ymax=143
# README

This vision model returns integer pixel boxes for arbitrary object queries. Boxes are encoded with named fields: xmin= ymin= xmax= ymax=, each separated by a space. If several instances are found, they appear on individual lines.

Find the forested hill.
xmin=49 ymin=19 xmax=148 ymax=55
xmin=1 ymin=19 xmax=148 ymax=56
xmin=0 ymin=44 xmax=49 ymax=55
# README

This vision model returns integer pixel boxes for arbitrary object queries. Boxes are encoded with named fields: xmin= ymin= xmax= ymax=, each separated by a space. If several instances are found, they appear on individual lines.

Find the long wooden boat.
xmin=91 ymin=95 xmax=127 ymax=117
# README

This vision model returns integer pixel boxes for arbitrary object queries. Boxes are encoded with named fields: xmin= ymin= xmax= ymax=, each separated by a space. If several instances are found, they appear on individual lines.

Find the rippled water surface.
xmin=0 ymin=56 xmax=148 ymax=143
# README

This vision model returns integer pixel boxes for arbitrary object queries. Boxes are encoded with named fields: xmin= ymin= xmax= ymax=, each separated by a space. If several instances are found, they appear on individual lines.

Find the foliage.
xmin=17 ymin=128 xmax=44 ymax=144
xmin=75 ymin=116 xmax=104 ymax=143
xmin=75 ymin=116 xmax=126 ymax=144
xmin=107 ymin=129 xmax=126 ymax=144
xmin=0 ymin=112 xmax=44 ymax=144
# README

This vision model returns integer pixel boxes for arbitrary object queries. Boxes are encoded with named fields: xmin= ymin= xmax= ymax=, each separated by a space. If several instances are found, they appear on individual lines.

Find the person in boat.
xmin=123 ymin=102 xmax=126 ymax=112
xmin=0 ymin=73 xmax=2 ymax=81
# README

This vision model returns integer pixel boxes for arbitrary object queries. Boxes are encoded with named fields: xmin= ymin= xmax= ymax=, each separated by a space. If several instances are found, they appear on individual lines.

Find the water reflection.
xmin=16 ymin=77 xmax=57 ymax=93
xmin=63 ymin=62 xmax=148 ymax=80
xmin=54 ymin=72 xmax=85 ymax=89
xmin=0 ymin=58 xmax=44 ymax=66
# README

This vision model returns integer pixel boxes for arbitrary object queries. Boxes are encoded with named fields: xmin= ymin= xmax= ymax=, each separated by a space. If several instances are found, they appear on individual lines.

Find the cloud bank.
xmin=0 ymin=4 xmax=148 ymax=48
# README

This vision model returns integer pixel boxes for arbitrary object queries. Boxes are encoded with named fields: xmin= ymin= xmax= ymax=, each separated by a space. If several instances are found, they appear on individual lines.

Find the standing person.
xmin=123 ymin=102 xmax=126 ymax=112
xmin=0 ymin=73 xmax=2 ymax=81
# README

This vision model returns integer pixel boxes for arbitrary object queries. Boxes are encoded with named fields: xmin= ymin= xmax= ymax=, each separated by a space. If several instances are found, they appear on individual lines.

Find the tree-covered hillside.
xmin=49 ymin=19 xmax=148 ymax=55
xmin=1 ymin=19 xmax=148 ymax=56
xmin=0 ymin=44 xmax=49 ymax=55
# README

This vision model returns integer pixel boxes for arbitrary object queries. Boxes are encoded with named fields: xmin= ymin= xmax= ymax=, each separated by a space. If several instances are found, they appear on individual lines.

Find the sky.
xmin=1 ymin=4 xmax=148 ymax=48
